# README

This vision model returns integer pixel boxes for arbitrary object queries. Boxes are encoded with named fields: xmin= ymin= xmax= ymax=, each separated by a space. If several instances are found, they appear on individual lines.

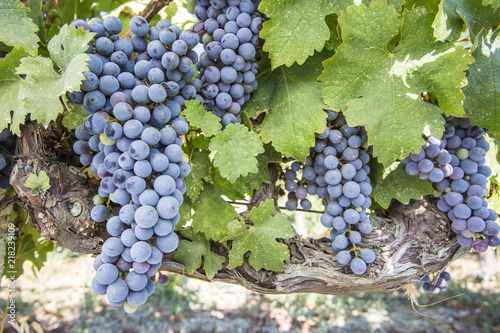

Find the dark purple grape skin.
xmin=402 ymin=116 xmax=499 ymax=255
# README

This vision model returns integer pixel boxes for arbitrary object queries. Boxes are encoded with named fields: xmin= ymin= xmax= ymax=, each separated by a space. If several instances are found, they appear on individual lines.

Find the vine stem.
xmin=140 ymin=0 xmax=174 ymax=21
xmin=223 ymin=199 xmax=324 ymax=214
xmin=11 ymin=122 xmax=466 ymax=295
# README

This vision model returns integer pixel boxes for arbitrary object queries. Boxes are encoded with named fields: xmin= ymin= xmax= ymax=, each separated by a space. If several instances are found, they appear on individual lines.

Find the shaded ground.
xmin=1 ymin=247 xmax=499 ymax=333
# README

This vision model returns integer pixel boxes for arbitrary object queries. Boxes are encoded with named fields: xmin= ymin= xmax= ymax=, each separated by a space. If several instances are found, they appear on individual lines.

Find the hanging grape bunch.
xmin=68 ymin=15 xmax=200 ymax=312
xmin=281 ymin=111 xmax=375 ymax=274
xmin=420 ymin=270 xmax=452 ymax=294
xmin=403 ymin=116 xmax=500 ymax=251
xmin=402 ymin=115 xmax=500 ymax=293
xmin=190 ymin=0 xmax=263 ymax=125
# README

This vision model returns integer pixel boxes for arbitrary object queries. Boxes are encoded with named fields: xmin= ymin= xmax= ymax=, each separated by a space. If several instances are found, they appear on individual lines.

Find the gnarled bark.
xmin=10 ymin=122 xmax=467 ymax=296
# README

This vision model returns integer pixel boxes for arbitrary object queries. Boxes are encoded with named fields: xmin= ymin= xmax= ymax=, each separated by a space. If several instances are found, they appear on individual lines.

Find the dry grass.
xmin=1 ymin=246 xmax=499 ymax=333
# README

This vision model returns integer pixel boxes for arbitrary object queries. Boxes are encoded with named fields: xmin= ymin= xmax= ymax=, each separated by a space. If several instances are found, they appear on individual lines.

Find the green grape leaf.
xmin=486 ymin=138 xmax=500 ymax=211
xmin=259 ymin=0 xmax=405 ymax=69
xmin=6 ymin=235 xmax=53 ymax=279
xmin=4 ymin=234 xmax=36 ymax=279
xmin=191 ymin=183 xmax=238 ymax=241
xmin=212 ymin=170 xmax=247 ymax=201
xmin=27 ymin=0 xmax=46 ymax=45
xmin=20 ymin=209 xmax=54 ymax=267
xmin=236 ymin=144 xmax=282 ymax=192
xmin=174 ymin=228 xmax=225 ymax=279
xmin=488 ymin=184 xmax=500 ymax=212
xmin=464 ymin=33 xmax=500 ymax=136
xmin=320 ymin=2 xmax=473 ymax=167
xmin=370 ymin=160 xmax=435 ymax=209
xmin=259 ymin=0 xmax=338 ymax=69
xmin=485 ymin=135 xmax=500 ymax=177
xmin=388 ymin=0 xmax=407 ymax=10
xmin=188 ymin=133 xmax=211 ymax=151
xmin=0 ymin=47 xmax=28 ymax=131
xmin=48 ymin=24 xmax=94 ymax=70
xmin=209 ymin=123 xmax=264 ymax=182
xmin=14 ymin=54 xmax=90 ymax=134
xmin=404 ymin=0 xmax=440 ymax=12
xmin=182 ymin=100 xmax=222 ymax=137
xmin=324 ymin=14 xmax=342 ymax=52
xmin=239 ymin=110 xmax=253 ymax=130
xmin=247 ymin=52 xmax=326 ymax=162
xmin=2 ymin=208 xmax=53 ymax=279
xmin=24 ymin=170 xmax=51 ymax=195
xmin=184 ymin=150 xmax=214 ymax=202
xmin=434 ymin=0 xmax=500 ymax=43
xmin=0 ymin=0 xmax=40 ymax=55
xmin=177 ymin=196 xmax=193 ymax=230
xmin=62 ymin=103 xmax=87 ymax=131
xmin=456 ymin=0 xmax=500 ymax=43
xmin=484 ymin=0 xmax=500 ymax=10
xmin=432 ymin=0 xmax=464 ymax=41
xmin=12 ymin=24 xmax=92 ymax=134
xmin=223 ymin=200 xmax=294 ymax=271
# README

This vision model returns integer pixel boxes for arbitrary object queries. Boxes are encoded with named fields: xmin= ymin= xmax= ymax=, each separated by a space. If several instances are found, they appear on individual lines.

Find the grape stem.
xmin=141 ymin=0 xmax=174 ymax=21
xmin=224 ymin=199 xmax=324 ymax=214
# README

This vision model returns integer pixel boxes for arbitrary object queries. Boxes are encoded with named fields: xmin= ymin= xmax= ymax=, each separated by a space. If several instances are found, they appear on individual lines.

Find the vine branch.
xmin=140 ymin=0 xmax=173 ymax=22
xmin=9 ymin=122 xmax=468 ymax=296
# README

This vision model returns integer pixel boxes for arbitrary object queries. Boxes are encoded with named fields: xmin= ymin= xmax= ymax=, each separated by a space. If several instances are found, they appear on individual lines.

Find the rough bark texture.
xmin=10 ymin=123 xmax=106 ymax=254
xmin=10 ymin=122 xmax=468 ymax=296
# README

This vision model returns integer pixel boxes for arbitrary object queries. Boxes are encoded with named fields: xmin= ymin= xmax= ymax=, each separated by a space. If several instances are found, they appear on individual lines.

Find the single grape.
xmin=350 ymin=258 xmax=367 ymax=274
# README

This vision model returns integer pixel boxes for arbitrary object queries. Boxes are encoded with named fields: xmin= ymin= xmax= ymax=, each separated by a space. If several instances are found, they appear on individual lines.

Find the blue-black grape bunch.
xmin=402 ymin=116 xmax=500 ymax=253
xmin=420 ymin=270 xmax=451 ymax=294
xmin=68 ymin=15 xmax=199 ymax=312
xmin=190 ymin=0 xmax=262 ymax=126
xmin=282 ymin=111 xmax=375 ymax=275
xmin=0 ymin=129 xmax=16 ymax=190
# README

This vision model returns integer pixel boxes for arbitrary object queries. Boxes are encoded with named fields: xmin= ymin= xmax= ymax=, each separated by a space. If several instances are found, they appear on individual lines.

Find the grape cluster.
xmin=403 ymin=116 xmax=500 ymax=252
xmin=69 ymin=15 xmax=197 ymax=312
xmin=0 ymin=129 xmax=16 ymax=189
xmin=421 ymin=270 xmax=451 ymax=294
xmin=282 ymin=112 xmax=375 ymax=274
xmin=191 ymin=0 xmax=262 ymax=126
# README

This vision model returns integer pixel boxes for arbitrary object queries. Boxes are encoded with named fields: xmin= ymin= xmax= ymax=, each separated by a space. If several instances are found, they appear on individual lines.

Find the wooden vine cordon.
xmin=9 ymin=122 xmax=468 ymax=296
